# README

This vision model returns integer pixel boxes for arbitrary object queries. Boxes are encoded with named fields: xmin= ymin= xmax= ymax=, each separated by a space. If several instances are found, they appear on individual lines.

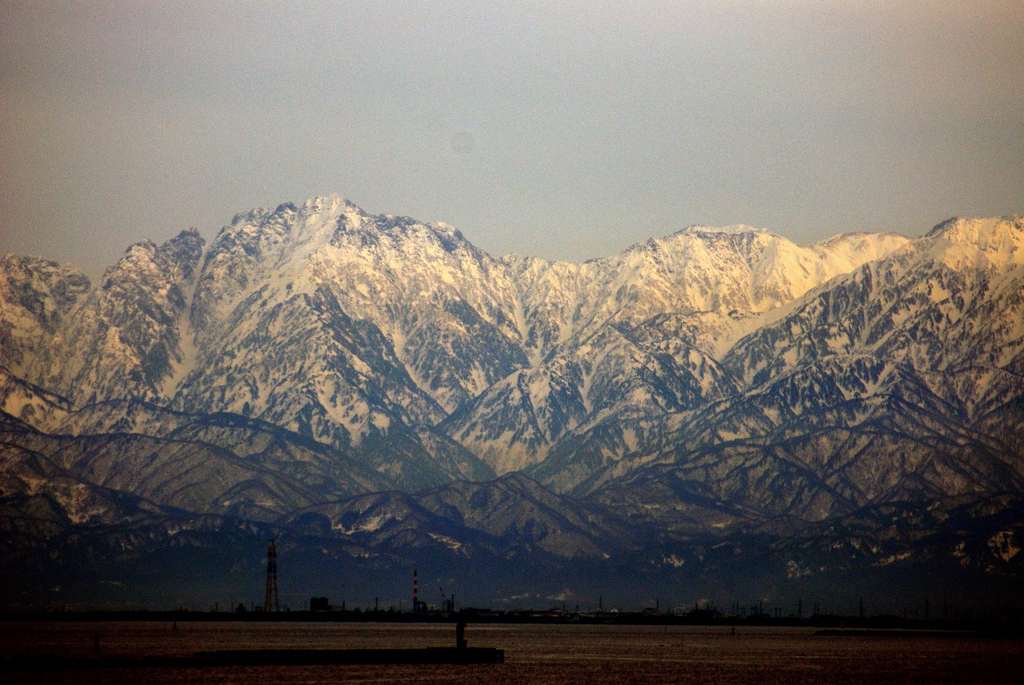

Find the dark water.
xmin=1 ymin=621 xmax=1021 ymax=684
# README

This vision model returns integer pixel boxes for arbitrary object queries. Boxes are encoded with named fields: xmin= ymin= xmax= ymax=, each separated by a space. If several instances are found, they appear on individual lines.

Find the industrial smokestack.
xmin=264 ymin=539 xmax=279 ymax=612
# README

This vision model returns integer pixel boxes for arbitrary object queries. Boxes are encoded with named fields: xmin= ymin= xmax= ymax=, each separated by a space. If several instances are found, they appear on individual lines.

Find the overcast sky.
xmin=2 ymin=0 xmax=1022 ymax=276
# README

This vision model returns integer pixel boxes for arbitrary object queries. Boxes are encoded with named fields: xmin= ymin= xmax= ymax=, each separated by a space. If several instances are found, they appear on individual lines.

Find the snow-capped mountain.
xmin=557 ymin=216 xmax=1024 ymax=526
xmin=0 ymin=195 xmax=1021 ymax=606
xmin=1 ymin=194 xmax=917 ymax=483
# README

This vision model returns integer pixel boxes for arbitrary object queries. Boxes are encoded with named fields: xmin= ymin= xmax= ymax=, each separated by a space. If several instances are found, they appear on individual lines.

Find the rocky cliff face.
xmin=0 ymin=254 xmax=90 ymax=378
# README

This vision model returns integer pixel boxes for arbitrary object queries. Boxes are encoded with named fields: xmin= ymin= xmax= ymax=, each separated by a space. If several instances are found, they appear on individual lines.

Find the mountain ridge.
xmin=0 ymin=195 xmax=1021 ymax=607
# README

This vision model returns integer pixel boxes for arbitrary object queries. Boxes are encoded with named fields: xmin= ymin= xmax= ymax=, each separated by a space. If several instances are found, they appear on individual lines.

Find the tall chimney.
xmin=264 ymin=539 xmax=279 ymax=612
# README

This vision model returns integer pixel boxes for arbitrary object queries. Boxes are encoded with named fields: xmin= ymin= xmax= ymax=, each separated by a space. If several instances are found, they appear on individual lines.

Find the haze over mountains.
xmin=1 ymin=195 xmax=1021 ymax=608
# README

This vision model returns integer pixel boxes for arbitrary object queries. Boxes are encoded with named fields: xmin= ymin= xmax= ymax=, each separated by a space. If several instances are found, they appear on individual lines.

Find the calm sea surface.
xmin=1 ymin=621 xmax=1020 ymax=684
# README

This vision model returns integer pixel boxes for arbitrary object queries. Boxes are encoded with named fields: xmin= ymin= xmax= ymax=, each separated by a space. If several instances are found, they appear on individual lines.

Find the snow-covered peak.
xmin=335 ymin=212 xmax=467 ymax=244
xmin=0 ymin=253 xmax=91 ymax=294
xmin=0 ymin=255 xmax=91 ymax=377
xmin=302 ymin=192 xmax=349 ymax=211
xmin=676 ymin=224 xmax=769 ymax=236
xmin=809 ymin=232 xmax=913 ymax=279
xmin=723 ymin=213 xmax=1024 ymax=422
xmin=923 ymin=216 xmax=1024 ymax=272
xmin=101 ymin=229 xmax=204 ymax=290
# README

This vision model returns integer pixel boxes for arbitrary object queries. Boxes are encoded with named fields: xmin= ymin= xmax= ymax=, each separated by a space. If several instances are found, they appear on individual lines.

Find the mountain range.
xmin=1 ymin=195 xmax=1021 ymax=610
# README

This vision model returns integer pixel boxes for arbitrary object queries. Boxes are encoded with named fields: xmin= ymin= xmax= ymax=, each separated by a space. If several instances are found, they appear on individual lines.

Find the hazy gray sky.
xmin=2 ymin=0 xmax=1022 ymax=275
